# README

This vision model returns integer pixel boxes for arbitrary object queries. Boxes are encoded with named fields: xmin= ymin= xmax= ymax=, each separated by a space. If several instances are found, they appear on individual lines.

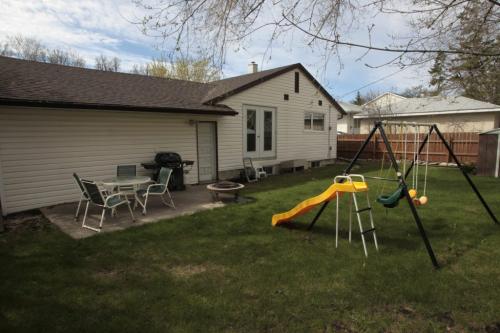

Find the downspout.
xmin=496 ymin=134 xmax=500 ymax=178
xmin=328 ymin=106 xmax=334 ymax=159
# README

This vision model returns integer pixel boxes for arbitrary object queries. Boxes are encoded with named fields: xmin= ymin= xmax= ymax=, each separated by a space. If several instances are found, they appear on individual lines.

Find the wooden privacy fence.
xmin=337 ymin=132 xmax=479 ymax=164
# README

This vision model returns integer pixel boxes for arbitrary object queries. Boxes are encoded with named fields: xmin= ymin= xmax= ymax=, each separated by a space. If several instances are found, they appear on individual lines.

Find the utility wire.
xmin=339 ymin=67 xmax=408 ymax=99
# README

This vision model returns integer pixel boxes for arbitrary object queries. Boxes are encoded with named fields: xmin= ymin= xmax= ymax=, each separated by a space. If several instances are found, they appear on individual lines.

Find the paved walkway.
xmin=41 ymin=185 xmax=225 ymax=239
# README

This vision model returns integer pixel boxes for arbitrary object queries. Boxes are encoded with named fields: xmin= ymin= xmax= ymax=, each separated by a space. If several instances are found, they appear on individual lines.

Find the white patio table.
xmin=101 ymin=176 xmax=151 ymax=210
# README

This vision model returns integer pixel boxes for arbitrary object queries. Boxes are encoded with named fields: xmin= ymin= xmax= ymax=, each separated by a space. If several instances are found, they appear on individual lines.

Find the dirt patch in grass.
xmin=93 ymin=269 xmax=122 ymax=281
xmin=1 ymin=210 xmax=51 ymax=233
xmin=168 ymin=263 xmax=226 ymax=278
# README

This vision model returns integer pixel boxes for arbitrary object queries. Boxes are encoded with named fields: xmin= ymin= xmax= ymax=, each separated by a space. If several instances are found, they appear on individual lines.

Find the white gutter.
xmin=354 ymin=108 xmax=500 ymax=119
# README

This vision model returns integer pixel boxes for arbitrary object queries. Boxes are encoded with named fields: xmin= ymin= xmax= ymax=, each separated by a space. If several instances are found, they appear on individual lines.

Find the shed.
xmin=477 ymin=128 xmax=500 ymax=177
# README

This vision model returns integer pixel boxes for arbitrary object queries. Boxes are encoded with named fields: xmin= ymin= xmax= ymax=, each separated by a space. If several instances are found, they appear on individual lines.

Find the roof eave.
xmin=354 ymin=108 xmax=500 ymax=119
xmin=0 ymin=98 xmax=238 ymax=116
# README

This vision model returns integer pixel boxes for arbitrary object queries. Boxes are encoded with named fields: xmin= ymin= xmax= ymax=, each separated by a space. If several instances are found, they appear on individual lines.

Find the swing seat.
xmin=377 ymin=185 xmax=405 ymax=208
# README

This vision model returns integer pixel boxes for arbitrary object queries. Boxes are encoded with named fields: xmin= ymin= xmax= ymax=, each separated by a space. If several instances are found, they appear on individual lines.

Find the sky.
xmin=0 ymin=0 xmax=431 ymax=102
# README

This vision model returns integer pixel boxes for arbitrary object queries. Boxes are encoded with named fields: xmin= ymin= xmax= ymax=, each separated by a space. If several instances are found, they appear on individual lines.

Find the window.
xmin=284 ymin=94 xmax=289 ymax=100
xmin=304 ymin=112 xmax=325 ymax=131
xmin=304 ymin=113 xmax=312 ymax=130
xmin=318 ymin=100 xmax=322 ymax=106
xmin=263 ymin=111 xmax=273 ymax=151
xmin=246 ymin=109 xmax=257 ymax=152
xmin=294 ymin=72 xmax=299 ymax=93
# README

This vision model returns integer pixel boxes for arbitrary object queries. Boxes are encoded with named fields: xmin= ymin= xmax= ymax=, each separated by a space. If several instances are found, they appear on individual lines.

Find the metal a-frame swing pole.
xmin=307 ymin=124 xmax=380 ymax=231
xmin=433 ymin=125 xmax=499 ymax=225
xmin=377 ymin=122 xmax=440 ymax=268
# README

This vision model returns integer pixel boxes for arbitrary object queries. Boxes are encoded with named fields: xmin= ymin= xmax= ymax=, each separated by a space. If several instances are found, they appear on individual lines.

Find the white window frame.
xmin=243 ymin=105 xmax=277 ymax=159
xmin=304 ymin=112 xmax=326 ymax=132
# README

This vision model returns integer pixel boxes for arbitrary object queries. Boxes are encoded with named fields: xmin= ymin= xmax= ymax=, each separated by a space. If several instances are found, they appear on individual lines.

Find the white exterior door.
xmin=243 ymin=105 xmax=276 ymax=159
xmin=197 ymin=122 xmax=217 ymax=182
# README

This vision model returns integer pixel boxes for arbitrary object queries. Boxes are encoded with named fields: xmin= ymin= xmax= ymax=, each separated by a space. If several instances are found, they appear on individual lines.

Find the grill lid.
xmin=155 ymin=152 xmax=182 ymax=166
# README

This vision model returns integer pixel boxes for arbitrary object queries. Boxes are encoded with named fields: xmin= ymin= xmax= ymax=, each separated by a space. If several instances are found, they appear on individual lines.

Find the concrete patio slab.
xmin=41 ymin=185 xmax=225 ymax=239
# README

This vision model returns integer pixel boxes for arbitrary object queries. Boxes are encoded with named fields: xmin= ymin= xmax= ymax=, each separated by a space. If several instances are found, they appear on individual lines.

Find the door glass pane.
xmin=263 ymin=111 xmax=273 ymax=151
xmin=313 ymin=113 xmax=325 ymax=131
xmin=246 ymin=109 xmax=256 ymax=152
xmin=304 ymin=113 xmax=312 ymax=130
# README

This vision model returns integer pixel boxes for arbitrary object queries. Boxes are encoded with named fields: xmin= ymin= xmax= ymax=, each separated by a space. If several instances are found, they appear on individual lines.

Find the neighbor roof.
xmin=0 ymin=57 xmax=345 ymax=116
xmin=355 ymin=96 xmax=500 ymax=119
xmin=338 ymin=101 xmax=362 ymax=114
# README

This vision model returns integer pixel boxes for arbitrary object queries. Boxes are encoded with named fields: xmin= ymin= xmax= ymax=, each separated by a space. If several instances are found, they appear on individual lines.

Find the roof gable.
xmin=205 ymin=63 xmax=346 ymax=115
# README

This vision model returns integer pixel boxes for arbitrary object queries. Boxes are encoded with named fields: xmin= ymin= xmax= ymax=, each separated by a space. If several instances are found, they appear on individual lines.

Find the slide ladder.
xmin=338 ymin=181 xmax=378 ymax=257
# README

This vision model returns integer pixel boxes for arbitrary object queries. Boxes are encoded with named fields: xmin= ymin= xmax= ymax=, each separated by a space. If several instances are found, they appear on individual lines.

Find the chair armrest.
xmin=146 ymin=183 xmax=166 ymax=192
xmin=105 ymin=193 xmax=126 ymax=206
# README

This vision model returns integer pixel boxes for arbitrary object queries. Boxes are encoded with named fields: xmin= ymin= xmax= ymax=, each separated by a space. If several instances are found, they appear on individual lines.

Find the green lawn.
xmin=1 ymin=163 xmax=500 ymax=332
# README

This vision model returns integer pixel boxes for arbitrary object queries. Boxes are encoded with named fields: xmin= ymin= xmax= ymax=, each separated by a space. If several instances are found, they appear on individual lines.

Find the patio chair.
xmin=243 ymin=157 xmax=267 ymax=182
xmin=117 ymin=164 xmax=136 ymax=177
xmin=73 ymin=173 xmax=107 ymax=221
xmin=81 ymin=179 xmax=135 ymax=232
xmin=135 ymin=167 xmax=175 ymax=215
xmin=116 ymin=164 xmax=138 ymax=195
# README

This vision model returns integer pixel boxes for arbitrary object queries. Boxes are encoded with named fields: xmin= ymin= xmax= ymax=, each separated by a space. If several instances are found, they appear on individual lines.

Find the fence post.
xmin=447 ymin=136 xmax=453 ymax=163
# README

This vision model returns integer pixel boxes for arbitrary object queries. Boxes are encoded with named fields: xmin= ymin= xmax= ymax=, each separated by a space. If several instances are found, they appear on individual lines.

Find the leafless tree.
xmin=132 ymin=0 xmax=500 ymax=69
xmin=47 ymin=49 xmax=86 ymax=67
xmin=1 ymin=35 xmax=86 ymax=67
xmin=95 ymin=54 xmax=121 ymax=72
xmin=7 ymin=35 xmax=47 ymax=61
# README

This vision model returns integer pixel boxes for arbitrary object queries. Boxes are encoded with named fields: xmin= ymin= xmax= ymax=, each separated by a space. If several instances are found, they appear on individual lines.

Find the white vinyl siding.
xmin=217 ymin=69 xmax=339 ymax=172
xmin=0 ymin=107 xmax=219 ymax=214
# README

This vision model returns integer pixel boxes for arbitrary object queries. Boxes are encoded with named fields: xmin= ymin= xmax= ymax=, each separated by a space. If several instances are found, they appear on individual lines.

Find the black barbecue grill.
xmin=141 ymin=152 xmax=194 ymax=191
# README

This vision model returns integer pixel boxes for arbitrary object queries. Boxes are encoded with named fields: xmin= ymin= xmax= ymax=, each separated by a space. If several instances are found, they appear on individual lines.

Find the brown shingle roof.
xmin=0 ymin=56 xmax=344 ymax=115
xmin=0 ymin=56 xmax=235 ymax=115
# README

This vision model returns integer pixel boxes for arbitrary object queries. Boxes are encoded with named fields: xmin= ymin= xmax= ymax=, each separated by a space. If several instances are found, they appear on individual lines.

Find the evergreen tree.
xmin=351 ymin=91 xmax=365 ymax=105
xmin=445 ymin=3 xmax=500 ymax=104
xmin=428 ymin=52 xmax=446 ymax=96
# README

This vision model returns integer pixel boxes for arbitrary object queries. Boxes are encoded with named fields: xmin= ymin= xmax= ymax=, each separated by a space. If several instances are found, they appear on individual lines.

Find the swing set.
xmin=307 ymin=121 xmax=499 ymax=268
xmin=375 ymin=122 xmax=431 ymax=208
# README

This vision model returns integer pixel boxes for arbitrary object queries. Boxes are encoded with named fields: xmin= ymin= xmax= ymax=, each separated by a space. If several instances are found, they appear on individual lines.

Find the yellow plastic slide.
xmin=272 ymin=179 xmax=368 ymax=226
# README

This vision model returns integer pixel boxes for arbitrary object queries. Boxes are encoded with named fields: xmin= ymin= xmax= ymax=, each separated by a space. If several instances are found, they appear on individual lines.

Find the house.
xmin=0 ymin=56 xmax=345 ymax=215
xmin=362 ymin=92 xmax=407 ymax=110
xmin=337 ymin=102 xmax=362 ymax=134
xmin=354 ymin=94 xmax=500 ymax=134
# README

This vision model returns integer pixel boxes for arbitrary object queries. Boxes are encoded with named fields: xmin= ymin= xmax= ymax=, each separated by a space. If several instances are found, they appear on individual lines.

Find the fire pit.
xmin=206 ymin=181 xmax=245 ymax=202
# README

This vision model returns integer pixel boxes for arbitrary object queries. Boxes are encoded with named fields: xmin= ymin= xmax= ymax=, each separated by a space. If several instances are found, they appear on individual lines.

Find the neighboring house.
xmin=355 ymin=94 xmax=500 ymax=134
xmin=363 ymin=92 xmax=407 ymax=110
xmin=337 ymin=101 xmax=362 ymax=134
xmin=0 ymin=56 xmax=345 ymax=215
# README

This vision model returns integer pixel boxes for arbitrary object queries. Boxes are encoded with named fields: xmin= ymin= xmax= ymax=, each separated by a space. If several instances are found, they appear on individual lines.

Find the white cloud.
xmin=0 ymin=0 xmax=156 ymax=69
xmin=0 ymin=0 xmax=431 ymax=96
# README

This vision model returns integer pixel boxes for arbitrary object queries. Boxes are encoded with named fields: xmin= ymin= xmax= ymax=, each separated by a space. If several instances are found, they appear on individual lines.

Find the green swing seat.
xmin=377 ymin=185 xmax=405 ymax=208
